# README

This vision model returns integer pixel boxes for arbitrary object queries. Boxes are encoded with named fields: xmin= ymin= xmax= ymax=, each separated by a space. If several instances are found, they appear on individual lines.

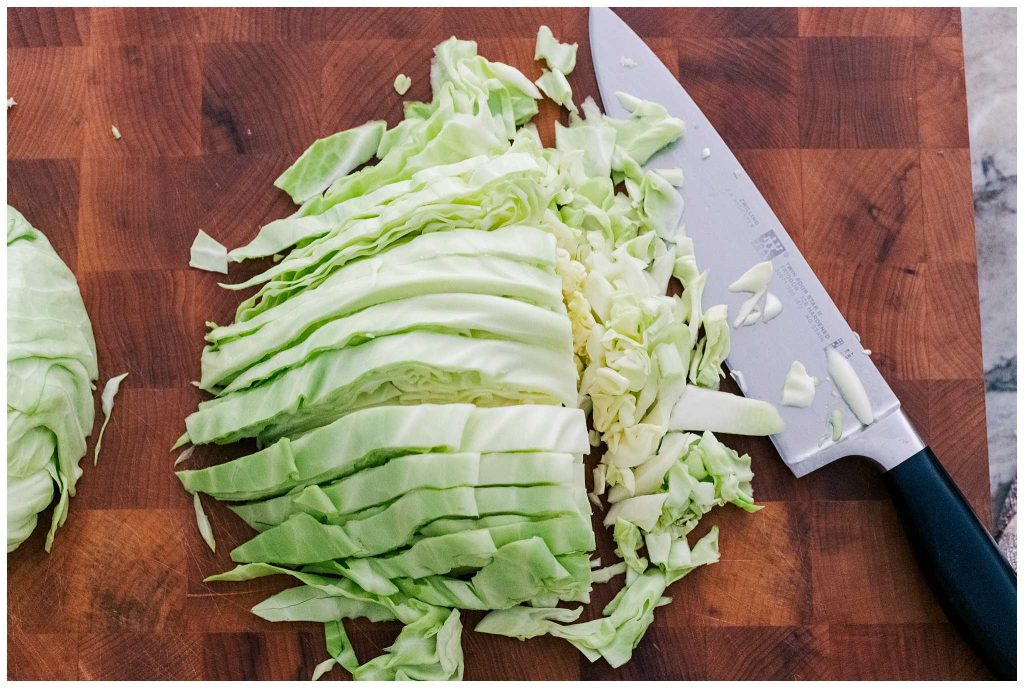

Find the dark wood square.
xmin=800 ymin=148 xmax=925 ymax=265
xmin=7 ymin=159 xmax=81 ymax=269
xmin=676 ymin=38 xmax=798 ymax=149
xmin=800 ymin=37 xmax=918 ymax=148
xmin=704 ymin=625 xmax=829 ymax=680
xmin=77 ymin=156 xmax=203 ymax=271
xmin=202 ymin=42 xmax=324 ymax=154
xmin=7 ymin=6 xmax=91 ymax=47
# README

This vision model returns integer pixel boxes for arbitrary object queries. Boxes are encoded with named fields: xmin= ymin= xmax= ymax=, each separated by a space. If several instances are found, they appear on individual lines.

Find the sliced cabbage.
xmin=274 ymin=120 xmax=386 ymax=204
xmin=534 ymin=25 xmax=577 ymax=75
xmin=176 ymin=24 xmax=774 ymax=680
xmin=7 ymin=206 xmax=98 ymax=552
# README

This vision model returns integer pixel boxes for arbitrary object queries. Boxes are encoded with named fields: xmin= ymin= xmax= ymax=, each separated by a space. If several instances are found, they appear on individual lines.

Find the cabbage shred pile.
xmin=178 ymin=28 xmax=770 ymax=679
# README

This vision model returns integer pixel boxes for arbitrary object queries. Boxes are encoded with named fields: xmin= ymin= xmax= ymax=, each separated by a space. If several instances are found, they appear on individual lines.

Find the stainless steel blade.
xmin=589 ymin=8 xmax=924 ymax=476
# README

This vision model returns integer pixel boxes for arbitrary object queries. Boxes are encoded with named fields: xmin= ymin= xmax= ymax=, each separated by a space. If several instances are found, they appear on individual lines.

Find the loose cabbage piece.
xmin=394 ymin=74 xmax=412 ymax=95
xmin=93 ymin=372 xmax=128 ymax=465
xmin=534 ymin=25 xmax=577 ymax=75
xmin=782 ymin=360 xmax=818 ymax=408
xmin=274 ymin=120 xmax=386 ymax=204
xmin=7 ymin=206 xmax=98 ymax=552
xmin=189 ymin=229 xmax=228 ymax=274
xmin=670 ymin=384 xmax=784 ymax=436
xmin=536 ymin=69 xmax=578 ymax=114
xmin=193 ymin=493 xmax=216 ymax=552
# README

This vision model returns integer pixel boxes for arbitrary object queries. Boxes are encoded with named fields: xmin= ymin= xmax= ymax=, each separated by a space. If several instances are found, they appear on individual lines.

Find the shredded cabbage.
xmin=176 ymin=27 xmax=777 ymax=680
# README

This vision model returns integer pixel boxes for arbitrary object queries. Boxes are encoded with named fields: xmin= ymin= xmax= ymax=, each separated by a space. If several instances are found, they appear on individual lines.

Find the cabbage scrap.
xmin=93 ymin=372 xmax=128 ymax=465
xmin=189 ymin=229 xmax=228 ymax=274
xmin=7 ymin=206 xmax=98 ymax=552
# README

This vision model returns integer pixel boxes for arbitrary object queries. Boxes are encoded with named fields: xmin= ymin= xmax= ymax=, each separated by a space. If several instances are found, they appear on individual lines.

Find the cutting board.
xmin=7 ymin=7 xmax=991 ymax=680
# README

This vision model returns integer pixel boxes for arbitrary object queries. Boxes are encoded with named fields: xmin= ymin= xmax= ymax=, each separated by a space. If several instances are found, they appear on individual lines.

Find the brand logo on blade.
xmin=752 ymin=229 xmax=786 ymax=260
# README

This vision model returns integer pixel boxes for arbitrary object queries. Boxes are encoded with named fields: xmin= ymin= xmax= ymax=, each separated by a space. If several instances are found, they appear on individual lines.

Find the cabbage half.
xmin=7 ymin=206 xmax=98 ymax=552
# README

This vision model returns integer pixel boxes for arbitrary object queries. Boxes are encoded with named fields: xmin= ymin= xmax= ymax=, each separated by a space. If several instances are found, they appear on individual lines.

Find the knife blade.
xmin=589 ymin=9 xmax=1015 ymax=679
xmin=589 ymin=8 xmax=921 ymax=477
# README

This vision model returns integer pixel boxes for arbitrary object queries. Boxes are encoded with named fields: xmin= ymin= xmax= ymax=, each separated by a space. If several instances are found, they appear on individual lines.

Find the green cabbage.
xmin=7 ymin=206 xmax=98 ymax=552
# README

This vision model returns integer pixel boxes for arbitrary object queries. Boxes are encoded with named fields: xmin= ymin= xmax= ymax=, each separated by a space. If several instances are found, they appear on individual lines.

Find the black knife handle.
xmin=886 ymin=446 xmax=1017 ymax=679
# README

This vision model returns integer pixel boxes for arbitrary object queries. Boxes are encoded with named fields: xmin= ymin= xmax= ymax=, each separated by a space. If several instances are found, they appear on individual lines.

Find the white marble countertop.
xmin=962 ymin=7 xmax=1016 ymax=547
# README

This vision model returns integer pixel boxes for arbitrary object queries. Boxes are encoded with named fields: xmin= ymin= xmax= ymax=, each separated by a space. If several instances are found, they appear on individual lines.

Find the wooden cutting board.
xmin=7 ymin=7 xmax=991 ymax=680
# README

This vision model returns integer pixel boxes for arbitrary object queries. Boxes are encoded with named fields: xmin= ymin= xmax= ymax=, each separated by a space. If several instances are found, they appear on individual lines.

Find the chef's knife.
xmin=590 ymin=7 xmax=1015 ymax=678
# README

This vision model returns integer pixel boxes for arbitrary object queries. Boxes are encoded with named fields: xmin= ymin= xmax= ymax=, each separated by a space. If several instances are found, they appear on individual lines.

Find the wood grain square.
xmin=915 ymin=8 xmax=963 ymax=37
xmin=77 ymin=157 xmax=202 ymax=271
xmin=799 ymin=456 xmax=891 ymax=502
xmin=915 ymin=379 xmax=990 ymax=519
xmin=704 ymin=625 xmax=829 ymax=680
xmin=62 ymin=509 xmax=188 ymax=633
xmin=620 ymin=7 xmax=798 ymax=38
xmin=89 ymin=7 xmax=205 ymax=45
xmin=320 ymin=8 xmax=446 ymax=42
xmin=920 ymin=149 xmax=977 ymax=260
xmin=202 ymin=631 xmax=324 ymax=680
xmin=202 ymin=42 xmax=323 ymax=154
xmin=73 ymin=389 xmax=195 ymax=510
xmin=812 ymin=262 xmax=928 ymax=381
xmin=828 ymin=624 xmax=988 ymax=679
xmin=8 ymin=519 xmax=78 ymax=634
xmin=321 ymin=39 xmax=437 ymax=132
xmin=7 ymin=159 xmax=81 ymax=270
xmin=924 ymin=261 xmax=984 ymax=380
xmin=915 ymin=38 xmax=970 ymax=148
xmin=200 ymin=8 xmax=322 ymax=43
xmin=8 ymin=7 xmax=91 ymax=47
xmin=800 ymin=149 xmax=924 ymax=265
xmin=798 ymin=8 xmax=916 ymax=36
xmin=78 ymin=271 xmax=196 ymax=388
xmin=733 ymin=149 xmax=803 ymax=237
xmin=442 ymin=7 xmax=569 ymax=39
xmin=676 ymin=39 xmax=798 ymax=149
xmin=799 ymin=38 xmax=917 ymax=148
xmin=463 ymin=629 xmax=582 ymax=680
xmin=579 ymin=625 xmax=706 ymax=680
xmin=7 ymin=632 xmax=80 ymax=680
xmin=83 ymin=43 xmax=202 ymax=158
xmin=79 ymin=631 xmax=205 ymax=680
xmin=810 ymin=500 xmax=945 ymax=624
xmin=7 ymin=47 xmax=87 ymax=159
